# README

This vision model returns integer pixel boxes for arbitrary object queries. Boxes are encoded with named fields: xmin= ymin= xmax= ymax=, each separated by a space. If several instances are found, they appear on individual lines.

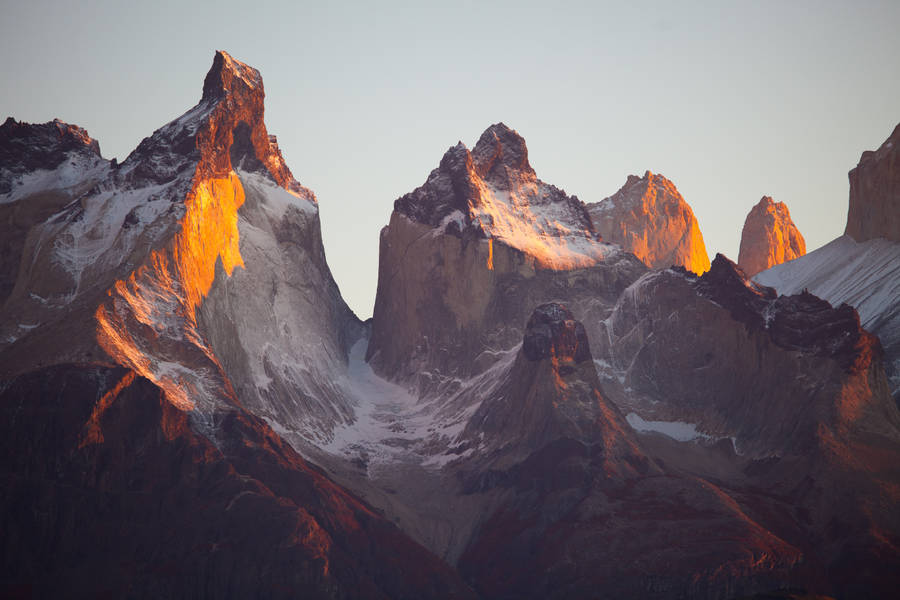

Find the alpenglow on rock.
xmin=586 ymin=171 xmax=711 ymax=274
xmin=845 ymin=122 xmax=900 ymax=243
xmin=366 ymin=122 xmax=641 ymax=388
xmin=737 ymin=196 xmax=806 ymax=277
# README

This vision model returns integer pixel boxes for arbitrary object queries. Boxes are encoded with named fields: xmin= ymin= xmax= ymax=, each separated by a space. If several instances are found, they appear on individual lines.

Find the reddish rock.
xmin=738 ymin=196 xmax=806 ymax=277
xmin=846 ymin=122 xmax=900 ymax=243
xmin=0 ymin=365 xmax=476 ymax=599
xmin=587 ymin=171 xmax=711 ymax=274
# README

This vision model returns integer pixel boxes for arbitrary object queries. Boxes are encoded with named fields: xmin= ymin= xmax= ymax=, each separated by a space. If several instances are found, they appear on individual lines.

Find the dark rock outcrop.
xmin=0 ymin=365 xmax=475 ymax=599
xmin=456 ymin=305 xmax=807 ymax=599
xmin=0 ymin=117 xmax=102 ymax=193
xmin=521 ymin=303 xmax=592 ymax=363
xmin=596 ymin=253 xmax=900 ymax=597
xmin=0 ymin=119 xmax=110 ymax=304
xmin=845 ymin=122 xmax=900 ymax=243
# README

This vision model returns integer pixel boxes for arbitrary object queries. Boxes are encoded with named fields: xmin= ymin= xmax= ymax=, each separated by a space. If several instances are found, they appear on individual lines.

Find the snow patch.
xmin=626 ymin=412 xmax=712 ymax=442
xmin=1 ymin=152 xmax=108 ymax=205
xmin=237 ymin=169 xmax=316 ymax=219
xmin=469 ymin=177 xmax=615 ymax=269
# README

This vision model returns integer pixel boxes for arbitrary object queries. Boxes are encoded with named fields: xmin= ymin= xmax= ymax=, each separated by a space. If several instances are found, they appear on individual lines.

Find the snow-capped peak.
xmin=394 ymin=123 xmax=615 ymax=270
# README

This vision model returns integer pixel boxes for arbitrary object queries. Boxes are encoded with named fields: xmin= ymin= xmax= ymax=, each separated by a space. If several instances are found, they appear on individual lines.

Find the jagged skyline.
xmin=2 ymin=0 xmax=898 ymax=317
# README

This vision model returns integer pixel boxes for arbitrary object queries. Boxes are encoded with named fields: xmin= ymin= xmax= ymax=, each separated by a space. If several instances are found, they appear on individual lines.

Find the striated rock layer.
xmin=845 ymin=122 xmax=900 ymax=243
xmin=586 ymin=170 xmax=710 ymax=274
xmin=738 ymin=195 xmax=806 ymax=277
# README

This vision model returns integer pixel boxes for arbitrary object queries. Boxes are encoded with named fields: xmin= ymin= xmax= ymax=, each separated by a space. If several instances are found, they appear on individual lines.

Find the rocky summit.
xmin=2 ymin=52 xmax=899 ymax=600
xmin=586 ymin=170 xmax=711 ymax=274
xmin=845 ymin=123 xmax=900 ymax=244
xmin=738 ymin=196 xmax=806 ymax=277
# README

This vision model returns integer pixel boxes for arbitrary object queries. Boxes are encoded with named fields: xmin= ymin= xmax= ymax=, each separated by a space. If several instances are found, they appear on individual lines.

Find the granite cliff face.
xmin=738 ymin=196 xmax=806 ymax=277
xmin=586 ymin=171 xmax=710 ymax=274
xmin=757 ymin=121 xmax=900 ymax=400
xmin=367 ymin=123 xmax=645 ymax=394
xmin=845 ymin=122 xmax=900 ymax=243
xmin=0 ymin=52 xmax=473 ymax=597
xmin=592 ymin=255 xmax=900 ymax=596
xmin=0 ymin=118 xmax=109 ymax=304
xmin=3 ymin=52 xmax=900 ymax=600
xmin=456 ymin=304 xmax=808 ymax=600
xmin=604 ymin=255 xmax=894 ymax=454
xmin=756 ymin=236 xmax=900 ymax=400
xmin=0 ymin=51 xmax=361 ymax=442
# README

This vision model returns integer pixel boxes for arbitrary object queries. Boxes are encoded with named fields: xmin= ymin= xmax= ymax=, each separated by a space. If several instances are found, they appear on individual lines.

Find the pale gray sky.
xmin=3 ymin=0 xmax=898 ymax=317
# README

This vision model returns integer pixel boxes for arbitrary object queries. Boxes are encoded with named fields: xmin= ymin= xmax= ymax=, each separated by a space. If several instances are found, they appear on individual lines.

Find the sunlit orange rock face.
xmin=738 ymin=196 xmax=806 ymax=277
xmin=0 ymin=52 xmax=477 ymax=599
xmin=587 ymin=171 xmax=711 ymax=274
xmin=95 ymin=51 xmax=308 ymax=412
xmin=846 ymin=122 xmax=900 ymax=243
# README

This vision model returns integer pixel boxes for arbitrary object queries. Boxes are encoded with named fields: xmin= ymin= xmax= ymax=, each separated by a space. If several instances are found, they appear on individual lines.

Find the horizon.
xmin=2 ymin=0 xmax=898 ymax=318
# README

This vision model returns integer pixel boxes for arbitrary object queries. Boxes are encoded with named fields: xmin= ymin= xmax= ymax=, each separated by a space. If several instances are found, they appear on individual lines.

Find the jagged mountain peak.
xmin=118 ymin=50 xmax=309 ymax=199
xmin=471 ymin=122 xmax=534 ymax=181
xmin=202 ymin=50 xmax=264 ymax=101
xmin=624 ymin=170 xmax=677 ymax=197
xmin=0 ymin=117 xmax=105 ymax=195
xmin=391 ymin=123 xmax=609 ymax=270
xmin=846 ymin=121 xmax=900 ymax=243
xmin=462 ymin=300 xmax=640 ymax=470
xmin=692 ymin=253 xmax=876 ymax=374
xmin=586 ymin=169 xmax=710 ymax=274
xmin=738 ymin=195 xmax=806 ymax=277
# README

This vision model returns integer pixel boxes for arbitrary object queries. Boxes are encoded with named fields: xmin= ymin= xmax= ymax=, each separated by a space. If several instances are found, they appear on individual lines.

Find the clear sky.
xmin=3 ymin=0 xmax=898 ymax=318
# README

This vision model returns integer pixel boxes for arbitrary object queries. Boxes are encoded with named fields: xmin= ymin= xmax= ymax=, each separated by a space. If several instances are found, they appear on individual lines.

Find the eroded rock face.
xmin=367 ymin=123 xmax=645 ymax=394
xmin=521 ymin=303 xmax=592 ymax=363
xmin=456 ymin=304 xmax=808 ymax=600
xmin=604 ymin=255 xmax=894 ymax=453
xmin=0 ymin=51 xmax=361 ymax=443
xmin=738 ymin=196 xmax=806 ymax=277
xmin=0 ymin=119 xmax=110 ymax=305
xmin=464 ymin=302 xmax=636 ymax=465
xmin=755 ymin=235 xmax=900 ymax=398
xmin=0 ymin=117 xmax=102 ymax=193
xmin=593 ymin=254 xmax=900 ymax=596
xmin=0 ymin=52 xmax=471 ymax=599
xmin=586 ymin=171 xmax=711 ymax=274
xmin=846 ymin=122 xmax=900 ymax=243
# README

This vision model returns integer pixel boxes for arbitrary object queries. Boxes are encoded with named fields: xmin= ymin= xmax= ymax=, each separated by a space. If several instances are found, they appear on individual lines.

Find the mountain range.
xmin=2 ymin=51 xmax=898 ymax=600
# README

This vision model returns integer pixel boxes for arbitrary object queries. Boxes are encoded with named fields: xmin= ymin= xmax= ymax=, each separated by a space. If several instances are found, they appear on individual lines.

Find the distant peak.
xmin=202 ymin=50 xmax=264 ymax=102
xmin=0 ymin=117 xmax=103 ymax=191
xmin=472 ymin=122 xmax=533 ymax=178
xmin=739 ymin=195 xmax=805 ymax=276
